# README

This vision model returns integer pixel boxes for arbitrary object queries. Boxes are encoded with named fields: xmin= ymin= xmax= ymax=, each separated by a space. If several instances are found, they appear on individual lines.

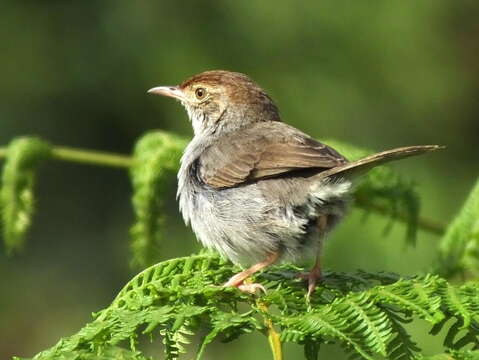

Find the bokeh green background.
xmin=1 ymin=1 xmax=478 ymax=359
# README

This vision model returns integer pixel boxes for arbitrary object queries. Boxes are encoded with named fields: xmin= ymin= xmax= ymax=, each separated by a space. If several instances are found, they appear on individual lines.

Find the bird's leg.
xmin=298 ymin=215 xmax=328 ymax=299
xmin=223 ymin=252 xmax=280 ymax=293
xmin=306 ymin=248 xmax=323 ymax=299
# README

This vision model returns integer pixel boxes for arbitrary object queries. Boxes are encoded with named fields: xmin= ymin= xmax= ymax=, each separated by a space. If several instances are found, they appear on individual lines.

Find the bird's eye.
xmin=195 ymin=87 xmax=207 ymax=100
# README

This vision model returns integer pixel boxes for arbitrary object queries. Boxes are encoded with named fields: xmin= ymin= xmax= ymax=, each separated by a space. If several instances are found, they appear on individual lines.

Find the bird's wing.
xmin=199 ymin=122 xmax=347 ymax=189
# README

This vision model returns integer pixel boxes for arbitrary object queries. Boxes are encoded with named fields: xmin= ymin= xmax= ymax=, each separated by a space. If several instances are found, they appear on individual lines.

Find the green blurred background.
xmin=1 ymin=1 xmax=478 ymax=359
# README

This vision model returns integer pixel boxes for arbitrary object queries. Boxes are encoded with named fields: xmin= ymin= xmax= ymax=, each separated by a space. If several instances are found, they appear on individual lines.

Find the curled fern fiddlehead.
xmin=129 ymin=131 xmax=188 ymax=268
xmin=0 ymin=137 xmax=51 ymax=253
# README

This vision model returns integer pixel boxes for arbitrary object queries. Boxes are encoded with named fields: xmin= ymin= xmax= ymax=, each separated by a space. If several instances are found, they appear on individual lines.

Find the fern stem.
xmin=0 ymin=146 xmax=134 ymax=168
xmin=257 ymin=301 xmax=283 ymax=360
xmin=355 ymin=197 xmax=446 ymax=235
xmin=51 ymin=146 xmax=134 ymax=168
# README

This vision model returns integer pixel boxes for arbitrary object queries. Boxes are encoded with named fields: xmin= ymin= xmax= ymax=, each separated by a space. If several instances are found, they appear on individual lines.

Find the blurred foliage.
xmin=1 ymin=1 xmax=479 ymax=360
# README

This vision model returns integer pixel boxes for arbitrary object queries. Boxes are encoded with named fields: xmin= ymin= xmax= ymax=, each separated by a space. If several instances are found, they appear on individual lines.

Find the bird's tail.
xmin=316 ymin=145 xmax=444 ymax=180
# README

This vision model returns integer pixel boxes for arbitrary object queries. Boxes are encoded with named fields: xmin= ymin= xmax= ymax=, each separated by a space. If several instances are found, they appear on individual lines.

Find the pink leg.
xmin=300 ymin=215 xmax=328 ymax=299
xmin=306 ymin=256 xmax=322 ymax=299
xmin=223 ymin=252 xmax=280 ymax=293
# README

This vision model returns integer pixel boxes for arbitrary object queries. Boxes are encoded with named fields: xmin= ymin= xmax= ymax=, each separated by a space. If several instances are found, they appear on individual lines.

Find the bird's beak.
xmin=147 ymin=86 xmax=185 ymax=101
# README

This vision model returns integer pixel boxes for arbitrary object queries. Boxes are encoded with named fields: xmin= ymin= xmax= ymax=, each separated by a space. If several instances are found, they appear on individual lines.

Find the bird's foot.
xmin=223 ymin=273 xmax=266 ymax=294
xmin=223 ymin=279 xmax=266 ymax=294
xmin=297 ymin=266 xmax=322 ymax=299
xmin=222 ymin=254 xmax=279 ymax=294
xmin=237 ymin=282 xmax=266 ymax=294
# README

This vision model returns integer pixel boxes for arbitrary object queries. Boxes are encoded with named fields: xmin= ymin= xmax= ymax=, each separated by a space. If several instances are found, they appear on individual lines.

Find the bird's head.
xmin=148 ymin=70 xmax=280 ymax=136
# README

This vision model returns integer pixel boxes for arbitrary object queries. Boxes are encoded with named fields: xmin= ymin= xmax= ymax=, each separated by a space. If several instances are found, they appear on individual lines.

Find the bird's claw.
xmin=223 ymin=281 xmax=266 ymax=294
xmin=237 ymin=283 xmax=266 ymax=294
xmin=297 ymin=268 xmax=322 ymax=300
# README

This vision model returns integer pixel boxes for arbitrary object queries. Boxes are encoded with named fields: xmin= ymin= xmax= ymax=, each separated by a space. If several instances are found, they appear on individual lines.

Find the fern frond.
xmin=160 ymin=320 xmax=195 ymax=360
xmin=0 ymin=137 xmax=51 ymax=253
xmin=340 ymin=293 xmax=392 ymax=354
xmin=439 ymin=282 xmax=478 ymax=329
xmin=196 ymin=310 xmax=261 ymax=360
xmin=384 ymin=308 xmax=421 ymax=360
xmin=373 ymin=275 xmax=444 ymax=324
xmin=26 ymin=253 xmax=479 ymax=360
xmin=283 ymin=302 xmax=376 ymax=360
xmin=437 ymin=178 xmax=479 ymax=279
xmin=431 ymin=282 xmax=479 ymax=350
xmin=129 ymin=131 xmax=188 ymax=268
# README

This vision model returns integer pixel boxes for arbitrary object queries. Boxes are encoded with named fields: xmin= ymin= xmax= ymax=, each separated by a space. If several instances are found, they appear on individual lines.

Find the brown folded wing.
xmin=199 ymin=122 xmax=347 ymax=189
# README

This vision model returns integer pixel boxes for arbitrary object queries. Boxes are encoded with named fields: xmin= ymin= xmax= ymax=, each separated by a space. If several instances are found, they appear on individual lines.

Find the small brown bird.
xmin=148 ymin=70 xmax=441 ymax=297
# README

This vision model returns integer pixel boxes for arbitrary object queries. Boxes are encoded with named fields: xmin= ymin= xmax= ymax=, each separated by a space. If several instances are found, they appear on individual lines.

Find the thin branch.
xmin=0 ymin=145 xmax=447 ymax=236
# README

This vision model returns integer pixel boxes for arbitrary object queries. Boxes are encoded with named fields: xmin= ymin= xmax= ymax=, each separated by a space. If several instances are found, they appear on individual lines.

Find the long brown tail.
xmin=316 ymin=145 xmax=444 ymax=180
